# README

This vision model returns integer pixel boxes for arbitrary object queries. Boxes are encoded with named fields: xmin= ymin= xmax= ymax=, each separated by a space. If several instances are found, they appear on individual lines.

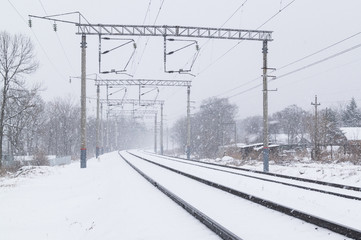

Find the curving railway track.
xmin=119 ymin=150 xmax=361 ymax=240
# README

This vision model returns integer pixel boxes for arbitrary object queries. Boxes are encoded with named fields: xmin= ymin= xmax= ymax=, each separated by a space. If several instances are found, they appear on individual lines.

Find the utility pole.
xmin=29 ymin=14 xmax=273 ymax=166
xmin=106 ymin=108 xmax=109 ymax=152
xmin=311 ymin=95 xmax=321 ymax=160
xmin=186 ymin=85 xmax=191 ymax=160
xmin=234 ymin=122 xmax=237 ymax=147
xmin=115 ymin=116 xmax=118 ymax=150
xmin=100 ymin=102 xmax=104 ymax=154
xmin=262 ymin=40 xmax=269 ymax=172
xmin=80 ymin=34 xmax=87 ymax=168
xmin=96 ymin=84 xmax=100 ymax=158
xmin=154 ymin=113 xmax=157 ymax=154
xmin=160 ymin=103 xmax=164 ymax=155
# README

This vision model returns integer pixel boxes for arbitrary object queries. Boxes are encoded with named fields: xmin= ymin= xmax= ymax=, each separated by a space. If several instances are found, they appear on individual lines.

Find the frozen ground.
xmin=201 ymin=156 xmax=361 ymax=187
xmin=0 ymin=152 xmax=360 ymax=239
xmin=0 ymin=152 xmax=219 ymax=240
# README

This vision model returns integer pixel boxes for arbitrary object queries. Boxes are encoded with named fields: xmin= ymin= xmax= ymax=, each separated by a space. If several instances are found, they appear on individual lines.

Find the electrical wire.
xmin=195 ymin=0 xmax=296 ymax=77
xmin=276 ymin=31 xmax=361 ymax=71
xmin=133 ymin=0 xmax=166 ymax=76
xmin=6 ymin=0 xmax=67 ymax=80
xmin=181 ymin=0 xmax=249 ymax=73
xmin=227 ymin=42 xmax=361 ymax=99
xmin=38 ymin=0 xmax=76 ymax=74
xmin=165 ymin=0 xmax=249 ymax=102
xmin=131 ymin=0 xmax=152 ymax=71
xmin=273 ymin=42 xmax=361 ymax=82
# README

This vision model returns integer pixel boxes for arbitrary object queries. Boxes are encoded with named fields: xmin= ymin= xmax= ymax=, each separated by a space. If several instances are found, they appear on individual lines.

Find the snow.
xmin=1 ymin=150 xmax=360 ymax=239
xmin=341 ymin=127 xmax=361 ymax=141
xmin=127 ymin=151 xmax=359 ymax=240
xmin=200 ymin=157 xmax=361 ymax=187
xmin=0 ymin=152 xmax=219 ymax=240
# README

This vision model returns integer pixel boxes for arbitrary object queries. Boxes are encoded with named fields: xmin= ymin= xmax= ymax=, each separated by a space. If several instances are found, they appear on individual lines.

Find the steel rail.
xmin=155 ymin=152 xmax=361 ymax=192
xmin=118 ymin=151 xmax=243 ymax=240
xmin=128 ymin=151 xmax=361 ymax=240
xmin=141 ymin=152 xmax=361 ymax=200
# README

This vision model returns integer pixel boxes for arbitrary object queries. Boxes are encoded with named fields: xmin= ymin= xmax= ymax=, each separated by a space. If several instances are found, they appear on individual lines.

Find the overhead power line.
xmin=38 ymin=0 xmax=76 ymax=74
xmin=7 ymin=0 xmax=67 ymax=80
xmin=273 ymin=42 xmax=361 ymax=81
xmin=276 ymin=31 xmax=361 ymax=71
xmin=133 ymin=0 xmax=166 ymax=76
xmin=227 ymin=41 xmax=361 ymax=99
xmin=195 ymin=0 xmax=297 ymax=77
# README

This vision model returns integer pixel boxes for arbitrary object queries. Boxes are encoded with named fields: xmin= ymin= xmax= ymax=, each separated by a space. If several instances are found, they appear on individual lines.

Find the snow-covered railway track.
xmin=143 ymin=152 xmax=361 ymax=201
xmin=125 ymin=150 xmax=361 ymax=240
xmin=118 ymin=151 xmax=242 ymax=240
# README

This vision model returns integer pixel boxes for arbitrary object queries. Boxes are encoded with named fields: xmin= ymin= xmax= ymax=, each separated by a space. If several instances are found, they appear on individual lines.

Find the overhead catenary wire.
xmin=133 ymin=0 xmax=166 ymax=76
xmin=38 ymin=0 xmax=76 ymax=74
xmin=195 ymin=0 xmax=297 ymax=77
xmin=6 ymin=0 xmax=67 ymax=80
xmin=227 ymin=42 xmax=361 ymax=99
xmin=276 ymin=31 xmax=361 ymax=71
xmin=217 ymin=30 xmax=361 ymax=98
xmin=180 ymin=0 xmax=249 ymax=73
xmin=165 ymin=0 xmax=296 ymax=118
xmin=164 ymin=0 xmax=249 ymax=102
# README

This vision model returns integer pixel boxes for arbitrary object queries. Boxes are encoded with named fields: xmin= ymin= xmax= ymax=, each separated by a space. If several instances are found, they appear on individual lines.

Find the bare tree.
xmin=0 ymin=31 xmax=38 ymax=167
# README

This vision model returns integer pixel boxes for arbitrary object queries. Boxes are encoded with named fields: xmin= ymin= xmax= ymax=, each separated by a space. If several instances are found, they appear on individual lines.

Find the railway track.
xmin=119 ymin=151 xmax=242 ymax=240
xmin=123 ymin=150 xmax=361 ymax=240
xmin=143 ymin=151 xmax=361 ymax=201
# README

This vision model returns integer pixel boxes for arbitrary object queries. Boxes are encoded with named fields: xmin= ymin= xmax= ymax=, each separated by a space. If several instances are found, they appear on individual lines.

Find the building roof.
xmin=340 ymin=127 xmax=361 ymax=141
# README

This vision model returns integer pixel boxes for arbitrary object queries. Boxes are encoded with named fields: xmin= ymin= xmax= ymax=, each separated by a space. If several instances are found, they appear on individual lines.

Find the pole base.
xmin=96 ymin=147 xmax=100 ymax=158
xmin=263 ymin=147 xmax=269 ymax=172
xmin=81 ymin=148 xmax=87 ymax=168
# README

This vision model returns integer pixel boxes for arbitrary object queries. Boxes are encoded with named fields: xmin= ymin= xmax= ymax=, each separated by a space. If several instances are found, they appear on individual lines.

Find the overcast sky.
xmin=2 ymin=0 xmax=361 ymax=126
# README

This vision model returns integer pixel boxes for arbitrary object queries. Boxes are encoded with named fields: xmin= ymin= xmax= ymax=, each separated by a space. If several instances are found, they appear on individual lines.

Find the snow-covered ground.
xmin=201 ymin=156 xmax=361 ymax=188
xmin=0 ymin=152 xmax=219 ymax=240
xmin=1 ymin=151 xmax=360 ymax=239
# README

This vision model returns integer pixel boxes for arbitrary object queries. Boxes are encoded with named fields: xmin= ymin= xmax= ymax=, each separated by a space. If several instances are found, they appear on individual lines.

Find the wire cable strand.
xmin=133 ymin=0 xmax=166 ymax=76
xmin=7 ymin=0 xmax=67 ymax=80
xmin=195 ymin=0 xmax=297 ymax=77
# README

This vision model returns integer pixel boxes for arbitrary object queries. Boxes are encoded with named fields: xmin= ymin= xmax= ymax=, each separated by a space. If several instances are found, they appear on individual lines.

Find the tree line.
xmin=0 ymin=31 xmax=151 ymax=168
xmin=172 ymin=95 xmax=361 ymax=159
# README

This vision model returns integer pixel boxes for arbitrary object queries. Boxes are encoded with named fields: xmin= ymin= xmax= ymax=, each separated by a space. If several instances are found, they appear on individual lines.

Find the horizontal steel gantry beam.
xmin=109 ymin=109 xmax=158 ymax=115
xmin=29 ymin=14 xmax=272 ymax=41
xmin=76 ymin=24 xmax=273 ymax=41
xmin=95 ymin=79 xmax=191 ymax=87
xmin=101 ymin=99 xmax=164 ymax=106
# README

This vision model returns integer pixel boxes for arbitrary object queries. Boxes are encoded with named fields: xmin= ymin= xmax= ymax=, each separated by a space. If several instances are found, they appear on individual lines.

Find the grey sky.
xmin=2 ymin=0 xmax=361 ymax=126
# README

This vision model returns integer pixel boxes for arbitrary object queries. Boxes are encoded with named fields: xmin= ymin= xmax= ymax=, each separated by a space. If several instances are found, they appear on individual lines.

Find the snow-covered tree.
xmin=342 ymin=97 xmax=361 ymax=127
xmin=0 ymin=32 xmax=38 ymax=167
xmin=319 ymin=108 xmax=346 ymax=146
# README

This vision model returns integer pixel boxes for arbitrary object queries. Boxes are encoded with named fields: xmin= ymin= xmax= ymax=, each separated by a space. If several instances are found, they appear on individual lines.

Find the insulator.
xmin=133 ymin=43 xmax=137 ymax=49
xmin=196 ymin=44 xmax=200 ymax=51
xmin=53 ymin=22 xmax=57 ymax=32
xmin=28 ymin=19 xmax=32 ymax=28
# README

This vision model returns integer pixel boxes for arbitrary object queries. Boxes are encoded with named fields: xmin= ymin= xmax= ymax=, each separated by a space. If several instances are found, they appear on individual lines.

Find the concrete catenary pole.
xmin=262 ymin=40 xmax=269 ymax=172
xmin=160 ymin=103 xmax=164 ymax=155
xmin=311 ymin=95 xmax=321 ymax=160
xmin=80 ymin=34 xmax=87 ymax=168
xmin=96 ymin=84 xmax=100 ymax=158
xmin=186 ymin=85 xmax=191 ymax=160
xmin=154 ymin=113 xmax=157 ymax=154
xmin=100 ymin=102 xmax=104 ymax=154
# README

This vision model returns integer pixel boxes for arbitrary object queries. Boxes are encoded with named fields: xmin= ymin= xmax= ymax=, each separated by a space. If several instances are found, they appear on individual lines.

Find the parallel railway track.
xmin=123 ymin=151 xmax=361 ymax=239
